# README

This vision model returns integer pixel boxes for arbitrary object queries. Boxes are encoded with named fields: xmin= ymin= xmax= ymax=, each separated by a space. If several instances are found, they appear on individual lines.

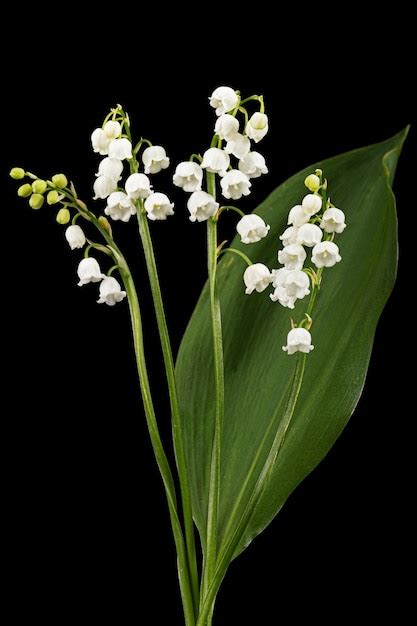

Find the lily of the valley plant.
xmin=10 ymin=87 xmax=404 ymax=625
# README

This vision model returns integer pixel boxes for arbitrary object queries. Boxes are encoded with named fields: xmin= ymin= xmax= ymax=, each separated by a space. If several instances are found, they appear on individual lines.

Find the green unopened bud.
xmin=56 ymin=208 xmax=71 ymax=224
xmin=29 ymin=193 xmax=45 ymax=209
xmin=304 ymin=174 xmax=321 ymax=193
xmin=32 ymin=179 xmax=47 ymax=194
xmin=10 ymin=167 xmax=25 ymax=180
xmin=18 ymin=183 xmax=33 ymax=198
xmin=52 ymin=174 xmax=68 ymax=189
xmin=98 ymin=215 xmax=112 ymax=235
xmin=47 ymin=190 xmax=60 ymax=205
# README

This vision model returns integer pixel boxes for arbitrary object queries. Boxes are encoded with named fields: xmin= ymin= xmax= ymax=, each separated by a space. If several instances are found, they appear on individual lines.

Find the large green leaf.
xmin=175 ymin=129 xmax=407 ymax=560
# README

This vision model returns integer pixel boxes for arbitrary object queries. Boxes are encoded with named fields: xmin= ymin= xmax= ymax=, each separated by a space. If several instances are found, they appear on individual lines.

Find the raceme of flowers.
xmin=10 ymin=91 xmax=345 ymax=353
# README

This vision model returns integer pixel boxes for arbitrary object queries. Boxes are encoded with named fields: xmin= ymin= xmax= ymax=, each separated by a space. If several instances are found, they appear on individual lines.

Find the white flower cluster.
xmin=173 ymin=86 xmax=269 ymax=224
xmin=76 ymin=257 xmax=126 ymax=306
xmin=243 ymin=171 xmax=347 ymax=355
xmin=91 ymin=119 xmax=174 ymax=222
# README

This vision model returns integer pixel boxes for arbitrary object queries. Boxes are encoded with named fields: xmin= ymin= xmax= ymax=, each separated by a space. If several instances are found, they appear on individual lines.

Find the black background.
xmin=3 ymin=16 xmax=415 ymax=625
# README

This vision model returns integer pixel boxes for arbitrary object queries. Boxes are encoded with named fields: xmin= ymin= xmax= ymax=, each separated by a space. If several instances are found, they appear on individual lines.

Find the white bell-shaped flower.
xmin=238 ymin=152 xmax=268 ymax=179
xmin=271 ymin=267 xmax=291 ymax=288
xmin=97 ymin=276 xmax=127 ymax=306
xmin=173 ymin=162 xmax=203 ymax=192
xmin=144 ymin=192 xmax=175 ymax=221
xmin=77 ymin=258 xmax=104 ymax=286
xmin=125 ymin=173 xmax=152 ymax=199
xmin=245 ymin=113 xmax=269 ymax=143
xmin=282 ymin=328 xmax=314 ymax=355
xmin=287 ymin=204 xmax=310 ymax=227
xmin=108 ymin=138 xmax=132 ymax=160
xmin=105 ymin=191 xmax=136 ymax=222
xmin=236 ymin=214 xmax=270 ymax=244
xmin=296 ymin=223 xmax=323 ymax=247
xmin=91 ymin=128 xmax=110 ymax=155
xmin=209 ymin=86 xmax=239 ymax=116
xmin=215 ymin=114 xmax=239 ymax=140
xmin=302 ymin=193 xmax=322 ymax=216
xmin=201 ymin=148 xmax=230 ymax=177
xmin=220 ymin=170 xmax=251 ymax=200
xmin=65 ymin=225 xmax=86 ymax=250
xmin=278 ymin=244 xmax=307 ymax=270
xmin=142 ymin=146 xmax=170 ymax=174
xmin=270 ymin=270 xmax=310 ymax=309
xmin=225 ymin=133 xmax=251 ymax=159
xmin=187 ymin=191 xmax=219 ymax=222
xmin=103 ymin=120 xmax=122 ymax=140
xmin=96 ymin=157 xmax=123 ymax=181
xmin=93 ymin=175 xmax=118 ymax=200
xmin=244 ymin=263 xmax=272 ymax=295
xmin=311 ymin=241 xmax=342 ymax=268
xmin=320 ymin=208 xmax=347 ymax=234
xmin=279 ymin=226 xmax=298 ymax=246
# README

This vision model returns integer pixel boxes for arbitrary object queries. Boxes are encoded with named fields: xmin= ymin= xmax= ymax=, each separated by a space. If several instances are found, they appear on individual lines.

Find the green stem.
xmin=197 ymin=354 xmax=307 ymax=626
xmin=137 ymin=207 xmax=200 ymax=614
xmin=65 ymin=195 xmax=197 ymax=626
xmin=202 ymin=172 xmax=224 ymax=612
xmin=217 ymin=205 xmax=245 ymax=218
xmin=122 ymin=271 xmax=196 ymax=626
xmin=218 ymin=247 xmax=252 ymax=266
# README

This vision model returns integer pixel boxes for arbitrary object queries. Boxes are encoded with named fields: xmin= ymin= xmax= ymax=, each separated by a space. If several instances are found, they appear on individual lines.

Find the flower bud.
xmin=17 ymin=183 xmax=33 ymax=198
xmin=32 ymin=179 xmax=47 ymax=194
xmin=47 ymin=190 xmax=60 ymax=205
xmin=29 ymin=193 xmax=45 ymax=209
xmin=98 ymin=215 xmax=112 ymax=235
xmin=56 ymin=208 xmax=71 ymax=224
xmin=9 ymin=167 xmax=25 ymax=180
xmin=304 ymin=174 xmax=321 ymax=192
xmin=52 ymin=174 xmax=68 ymax=189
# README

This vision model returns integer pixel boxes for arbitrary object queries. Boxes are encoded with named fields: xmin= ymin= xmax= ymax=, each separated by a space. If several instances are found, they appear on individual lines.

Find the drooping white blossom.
xmin=187 ymin=191 xmax=219 ymax=222
xmin=311 ymin=241 xmax=342 ymax=268
xmin=238 ymin=152 xmax=268 ymax=178
xmin=96 ymin=157 xmax=123 ymax=181
xmin=65 ymin=225 xmax=86 ymax=250
xmin=320 ymin=208 xmax=347 ymax=234
xmin=97 ymin=276 xmax=127 ymax=306
xmin=215 ymin=114 xmax=239 ymax=140
xmin=103 ymin=120 xmax=122 ymax=140
xmin=287 ymin=194 xmax=322 ymax=226
xmin=108 ymin=138 xmax=132 ymax=160
xmin=225 ymin=133 xmax=251 ymax=159
xmin=278 ymin=244 xmax=307 ymax=270
xmin=236 ymin=214 xmax=270 ymax=244
xmin=144 ymin=192 xmax=175 ymax=221
xmin=279 ymin=226 xmax=298 ymax=246
xmin=271 ymin=267 xmax=291 ymax=288
xmin=302 ymin=193 xmax=322 ymax=216
xmin=201 ymin=148 xmax=230 ymax=177
xmin=77 ymin=258 xmax=104 ymax=286
xmin=105 ymin=191 xmax=136 ymax=222
xmin=125 ymin=173 xmax=153 ymax=199
xmin=244 ymin=263 xmax=272 ymax=294
xmin=296 ymin=223 xmax=323 ymax=247
xmin=245 ymin=112 xmax=269 ymax=143
xmin=142 ymin=146 xmax=170 ymax=174
xmin=270 ymin=270 xmax=310 ymax=308
xmin=220 ymin=170 xmax=251 ymax=200
xmin=209 ymin=86 xmax=239 ymax=116
xmin=173 ymin=162 xmax=203 ymax=192
xmin=91 ymin=128 xmax=110 ymax=155
xmin=287 ymin=205 xmax=310 ymax=227
xmin=282 ymin=328 xmax=314 ymax=355
xmin=93 ymin=175 xmax=118 ymax=200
